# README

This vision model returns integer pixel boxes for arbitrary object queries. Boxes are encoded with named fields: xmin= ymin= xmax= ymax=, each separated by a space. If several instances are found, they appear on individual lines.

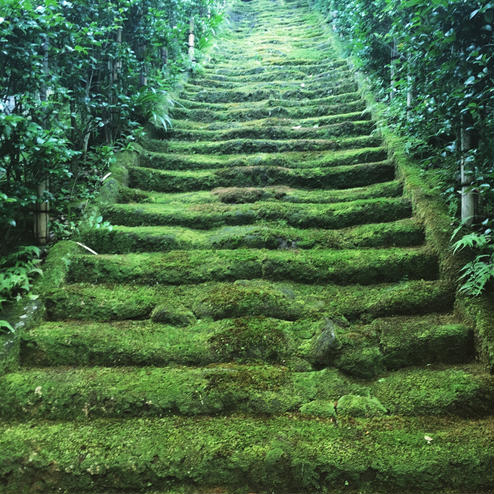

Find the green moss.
xmin=42 ymin=279 xmax=454 ymax=325
xmin=455 ymin=294 xmax=494 ymax=373
xmin=299 ymin=400 xmax=336 ymax=418
xmin=0 ymin=415 xmax=491 ymax=493
xmin=21 ymin=320 xmax=215 ymax=367
xmin=378 ymin=315 xmax=474 ymax=369
xmin=171 ymin=99 xmax=367 ymax=122
xmin=150 ymin=304 xmax=196 ymax=326
xmin=372 ymin=365 xmax=494 ymax=417
xmin=337 ymin=394 xmax=387 ymax=417
xmin=102 ymin=197 xmax=411 ymax=229
xmin=1 ymin=363 xmax=491 ymax=420
xmin=129 ymin=160 xmax=394 ymax=193
xmin=138 ymin=147 xmax=387 ymax=171
xmin=208 ymin=316 xmax=291 ymax=362
xmin=36 ymin=241 xmax=83 ymax=294
xmin=68 ymin=246 xmax=438 ymax=286
xmin=166 ymin=120 xmax=373 ymax=142
xmin=142 ymin=135 xmax=381 ymax=155
xmin=179 ymin=82 xmax=358 ymax=104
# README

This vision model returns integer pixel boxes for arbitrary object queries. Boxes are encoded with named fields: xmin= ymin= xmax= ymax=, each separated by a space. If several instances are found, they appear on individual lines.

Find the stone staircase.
xmin=0 ymin=0 xmax=492 ymax=492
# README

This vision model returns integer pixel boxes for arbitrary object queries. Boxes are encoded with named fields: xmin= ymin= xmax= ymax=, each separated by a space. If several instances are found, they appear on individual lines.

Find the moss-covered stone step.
xmin=163 ymin=121 xmax=374 ymax=142
xmin=43 ymin=279 xmax=454 ymax=323
xmin=119 ymin=180 xmax=402 ymax=205
xmin=169 ymin=109 xmax=370 ymax=132
xmin=81 ymin=218 xmax=422 ymax=254
xmin=180 ymin=81 xmax=358 ymax=103
xmin=197 ymin=66 xmax=349 ymax=83
xmin=1 ymin=364 xmax=491 ymax=420
xmin=173 ymin=92 xmax=362 ymax=114
xmin=68 ymin=247 xmax=438 ymax=286
xmin=20 ymin=314 xmax=473 ymax=370
xmin=102 ymin=197 xmax=410 ymax=229
xmin=0 ymin=415 xmax=491 ymax=494
xmin=183 ymin=70 xmax=353 ymax=89
xmin=203 ymin=57 xmax=347 ymax=73
xmin=137 ymin=147 xmax=385 ymax=171
xmin=170 ymin=99 xmax=367 ymax=122
xmin=142 ymin=135 xmax=381 ymax=155
xmin=128 ymin=161 xmax=393 ymax=193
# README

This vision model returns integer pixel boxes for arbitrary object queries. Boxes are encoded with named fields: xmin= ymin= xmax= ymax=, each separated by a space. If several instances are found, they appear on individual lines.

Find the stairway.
xmin=1 ymin=0 xmax=492 ymax=492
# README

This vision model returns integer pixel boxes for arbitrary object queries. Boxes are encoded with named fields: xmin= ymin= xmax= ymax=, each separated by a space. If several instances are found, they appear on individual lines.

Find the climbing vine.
xmin=311 ymin=0 xmax=494 ymax=294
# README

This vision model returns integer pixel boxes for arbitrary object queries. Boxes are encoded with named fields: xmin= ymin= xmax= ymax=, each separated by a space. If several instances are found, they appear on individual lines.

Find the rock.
xmin=337 ymin=394 xmax=387 ymax=418
xmin=309 ymin=319 xmax=343 ymax=367
xmin=150 ymin=304 xmax=196 ymax=326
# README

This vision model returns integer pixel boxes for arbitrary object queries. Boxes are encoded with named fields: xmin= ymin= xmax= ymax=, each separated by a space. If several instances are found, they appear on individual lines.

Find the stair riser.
xmin=182 ymin=82 xmax=358 ymax=103
xmin=163 ymin=121 xmax=375 ymax=142
xmin=68 ymin=248 xmax=438 ymax=286
xmin=185 ymin=70 xmax=353 ymax=89
xmin=1 ymin=417 xmax=491 ymax=494
xmin=1 ymin=364 xmax=490 ymax=420
xmin=21 ymin=316 xmax=474 ymax=370
xmin=171 ymin=100 xmax=367 ymax=121
xmin=142 ymin=136 xmax=382 ymax=155
xmin=128 ymin=162 xmax=394 ymax=193
xmin=81 ymin=219 xmax=422 ymax=254
xmin=42 ymin=280 xmax=454 ymax=323
xmin=138 ymin=148 xmax=387 ymax=171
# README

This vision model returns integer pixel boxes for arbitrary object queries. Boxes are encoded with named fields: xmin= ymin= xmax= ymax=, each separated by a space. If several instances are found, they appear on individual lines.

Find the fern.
xmin=0 ymin=245 xmax=43 ymax=312
xmin=451 ymin=226 xmax=493 ymax=296
xmin=458 ymin=255 xmax=494 ymax=297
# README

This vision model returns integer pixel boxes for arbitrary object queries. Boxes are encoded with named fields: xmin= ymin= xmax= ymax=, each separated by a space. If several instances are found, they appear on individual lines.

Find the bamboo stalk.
xmin=188 ymin=17 xmax=195 ymax=62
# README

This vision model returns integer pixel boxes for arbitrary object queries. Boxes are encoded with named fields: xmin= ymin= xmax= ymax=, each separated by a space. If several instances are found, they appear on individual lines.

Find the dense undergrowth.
xmin=0 ymin=0 xmax=225 ymax=310
xmin=310 ymin=0 xmax=494 ymax=295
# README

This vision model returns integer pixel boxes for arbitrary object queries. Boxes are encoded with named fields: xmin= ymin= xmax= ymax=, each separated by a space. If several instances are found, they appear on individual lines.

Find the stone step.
xmin=42 ymin=279 xmax=454 ymax=323
xmin=127 ymin=161 xmax=393 ymax=193
xmin=21 ymin=314 xmax=473 ymax=370
xmin=174 ymin=90 xmax=362 ymax=111
xmin=184 ymin=69 xmax=352 ymax=88
xmin=102 ymin=196 xmax=410 ymax=229
xmin=1 ymin=364 xmax=491 ymax=420
xmin=170 ymin=99 xmax=367 ymax=121
xmin=180 ymin=81 xmax=358 ymax=103
xmin=201 ymin=59 xmax=348 ymax=78
xmin=162 ymin=121 xmax=374 ymax=142
xmin=1 ymin=415 xmax=491 ymax=493
xmin=196 ymin=66 xmax=350 ymax=82
xmin=68 ymin=247 xmax=438 ymax=286
xmin=81 ymin=217 xmax=422 ymax=254
xmin=137 ymin=146 xmax=385 ymax=171
xmin=82 ymin=218 xmax=422 ymax=254
xmin=141 ymin=136 xmax=382 ymax=155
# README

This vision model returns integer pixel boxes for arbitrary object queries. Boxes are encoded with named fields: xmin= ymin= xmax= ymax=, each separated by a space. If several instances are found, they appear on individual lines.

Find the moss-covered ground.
xmin=1 ymin=0 xmax=492 ymax=491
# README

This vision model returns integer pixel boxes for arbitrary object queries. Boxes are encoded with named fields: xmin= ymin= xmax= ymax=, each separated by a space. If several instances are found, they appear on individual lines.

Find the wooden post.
xmin=188 ymin=17 xmax=195 ymax=62
xmin=390 ymin=39 xmax=398 ymax=101
xmin=460 ymin=117 xmax=474 ymax=226
xmin=35 ymin=34 xmax=50 ymax=245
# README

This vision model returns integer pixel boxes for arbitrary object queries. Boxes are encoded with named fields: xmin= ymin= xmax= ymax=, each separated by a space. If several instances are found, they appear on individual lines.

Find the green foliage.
xmin=311 ymin=0 xmax=493 ymax=294
xmin=452 ymin=226 xmax=493 ymax=295
xmin=0 ymin=246 xmax=42 ymax=318
xmin=0 ymin=0 xmax=225 ymax=252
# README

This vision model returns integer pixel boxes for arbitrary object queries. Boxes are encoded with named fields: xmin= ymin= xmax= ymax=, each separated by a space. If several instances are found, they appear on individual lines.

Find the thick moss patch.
xmin=102 ymin=197 xmax=411 ymax=229
xmin=81 ymin=218 xmax=423 ymax=254
xmin=0 ymin=416 xmax=492 ymax=493
xmin=42 ymin=279 xmax=454 ymax=323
